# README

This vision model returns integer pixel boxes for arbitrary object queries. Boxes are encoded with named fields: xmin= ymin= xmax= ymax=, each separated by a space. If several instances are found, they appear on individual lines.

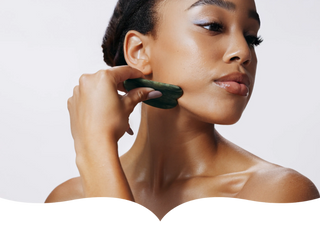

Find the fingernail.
xmin=147 ymin=91 xmax=162 ymax=100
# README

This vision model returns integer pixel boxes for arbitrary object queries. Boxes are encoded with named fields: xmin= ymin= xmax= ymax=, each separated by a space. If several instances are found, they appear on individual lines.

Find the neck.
xmin=126 ymin=103 xmax=221 ymax=189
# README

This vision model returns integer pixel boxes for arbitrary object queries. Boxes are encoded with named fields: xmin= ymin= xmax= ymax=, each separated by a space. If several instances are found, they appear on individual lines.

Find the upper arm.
xmin=239 ymin=167 xmax=320 ymax=203
xmin=45 ymin=177 xmax=84 ymax=203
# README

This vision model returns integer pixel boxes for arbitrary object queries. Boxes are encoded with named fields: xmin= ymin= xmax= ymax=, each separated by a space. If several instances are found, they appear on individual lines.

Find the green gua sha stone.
xmin=123 ymin=78 xmax=183 ymax=109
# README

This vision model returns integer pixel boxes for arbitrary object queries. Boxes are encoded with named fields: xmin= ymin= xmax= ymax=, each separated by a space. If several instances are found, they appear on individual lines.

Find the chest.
xmin=131 ymin=174 xmax=249 ymax=219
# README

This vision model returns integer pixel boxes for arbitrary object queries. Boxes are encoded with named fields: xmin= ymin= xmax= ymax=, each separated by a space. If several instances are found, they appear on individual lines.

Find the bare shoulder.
xmin=239 ymin=164 xmax=320 ymax=203
xmin=45 ymin=177 xmax=84 ymax=203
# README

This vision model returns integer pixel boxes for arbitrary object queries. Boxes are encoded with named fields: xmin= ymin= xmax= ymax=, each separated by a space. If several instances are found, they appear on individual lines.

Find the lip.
xmin=214 ymin=72 xmax=251 ymax=96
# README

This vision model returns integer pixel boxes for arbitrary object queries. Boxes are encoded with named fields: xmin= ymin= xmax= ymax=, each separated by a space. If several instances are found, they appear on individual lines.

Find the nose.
xmin=223 ymin=34 xmax=252 ymax=67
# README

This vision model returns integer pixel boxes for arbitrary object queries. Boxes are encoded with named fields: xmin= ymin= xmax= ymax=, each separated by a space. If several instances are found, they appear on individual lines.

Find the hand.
xmin=67 ymin=66 xmax=162 ymax=155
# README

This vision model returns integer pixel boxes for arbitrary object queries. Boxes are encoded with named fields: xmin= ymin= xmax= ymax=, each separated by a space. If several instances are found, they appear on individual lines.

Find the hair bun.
xmin=102 ymin=0 xmax=157 ymax=67
xmin=102 ymin=1 xmax=124 ymax=66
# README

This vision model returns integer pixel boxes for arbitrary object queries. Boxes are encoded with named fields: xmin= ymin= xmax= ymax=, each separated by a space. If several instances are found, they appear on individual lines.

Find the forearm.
xmin=76 ymin=140 xmax=134 ymax=201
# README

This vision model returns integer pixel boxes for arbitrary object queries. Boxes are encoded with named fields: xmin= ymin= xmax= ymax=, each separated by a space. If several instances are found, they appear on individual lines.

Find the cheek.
xmin=150 ymin=27 xmax=216 ymax=86
xmin=149 ymin=20 xmax=253 ymax=124
xmin=150 ymin=40 xmax=249 ymax=124
xmin=251 ymin=51 xmax=258 ymax=74
xmin=248 ymin=51 xmax=257 ymax=92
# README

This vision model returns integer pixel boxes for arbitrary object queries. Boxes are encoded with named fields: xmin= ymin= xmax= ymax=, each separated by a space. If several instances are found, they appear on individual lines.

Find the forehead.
xmin=157 ymin=0 xmax=258 ymax=15
xmin=154 ymin=0 xmax=259 ymax=31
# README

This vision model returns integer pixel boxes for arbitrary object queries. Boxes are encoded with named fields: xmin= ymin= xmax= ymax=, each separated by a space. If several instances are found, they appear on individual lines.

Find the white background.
xmin=0 ymin=0 xmax=319 ymax=203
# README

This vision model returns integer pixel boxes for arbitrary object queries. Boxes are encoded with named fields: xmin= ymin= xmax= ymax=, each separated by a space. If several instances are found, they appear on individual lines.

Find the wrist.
xmin=74 ymin=143 xmax=134 ymax=201
xmin=75 ymin=133 xmax=117 ymax=153
xmin=75 ymin=139 xmax=118 ymax=169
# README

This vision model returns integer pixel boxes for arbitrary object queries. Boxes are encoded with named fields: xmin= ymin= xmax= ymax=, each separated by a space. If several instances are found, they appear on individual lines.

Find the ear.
xmin=123 ymin=30 xmax=152 ymax=76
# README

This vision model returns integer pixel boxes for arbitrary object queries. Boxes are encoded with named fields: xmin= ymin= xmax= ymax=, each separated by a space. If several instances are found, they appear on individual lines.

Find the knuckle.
xmin=97 ymin=69 xmax=107 ymax=75
xmin=104 ymin=68 xmax=112 ymax=76
xmin=79 ymin=74 xmax=88 ymax=85
xmin=104 ymin=68 xmax=115 ymax=80
xmin=96 ymin=69 xmax=107 ymax=77
xmin=73 ymin=85 xmax=79 ymax=94
xmin=96 ymin=69 xmax=112 ymax=83
xmin=126 ymin=96 xmax=134 ymax=107
xmin=137 ymin=90 xmax=145 ymax=101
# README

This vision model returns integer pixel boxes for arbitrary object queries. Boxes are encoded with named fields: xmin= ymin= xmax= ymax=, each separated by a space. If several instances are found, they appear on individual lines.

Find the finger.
xmin=122 ymin=87 xmax=162 ymax=114
xmin=107 ymin=66 xmax=145 ymax=85
xmin=67 ymin=85 xmax=79 ymax=112
xmin=67 ymin=97 xmax=72 ymax=112
xmin=117 ymin=82 xmax=127 ymax=93
xmin=73 ymin=85 xmax=79 ymax=96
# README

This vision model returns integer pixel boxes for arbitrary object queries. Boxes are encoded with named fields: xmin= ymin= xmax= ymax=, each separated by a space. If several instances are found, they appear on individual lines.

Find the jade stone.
xmin=123 ymin=78 xmax=183 ymax=109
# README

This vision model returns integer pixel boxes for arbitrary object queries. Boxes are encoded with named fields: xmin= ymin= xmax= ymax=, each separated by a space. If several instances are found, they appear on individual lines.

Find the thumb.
xmin=122 ymin=87 xmax=162 ymax=113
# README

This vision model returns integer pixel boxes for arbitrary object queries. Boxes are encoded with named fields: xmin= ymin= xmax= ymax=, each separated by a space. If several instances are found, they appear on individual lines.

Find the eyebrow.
xmin=248 ymin=9 xmax=260 ymax=26
xmin=187 ymin=0 xmax=261 ymax=26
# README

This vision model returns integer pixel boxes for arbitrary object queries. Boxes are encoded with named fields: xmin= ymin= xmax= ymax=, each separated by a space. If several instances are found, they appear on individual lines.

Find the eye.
xmin=245 ymin=35 xmax=263 ymax=47
xmin=201 ymin=22 xmax=224 ymax=33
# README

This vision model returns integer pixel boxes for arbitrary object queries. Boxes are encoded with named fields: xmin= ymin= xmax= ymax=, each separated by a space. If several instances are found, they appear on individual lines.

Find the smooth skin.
xmin=46 ymin=0 xmax=319 ymax=220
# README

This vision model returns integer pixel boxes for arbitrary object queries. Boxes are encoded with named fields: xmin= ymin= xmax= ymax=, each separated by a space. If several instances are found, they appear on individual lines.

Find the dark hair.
xmin=102 ymin=0 xmax=159 ymax=67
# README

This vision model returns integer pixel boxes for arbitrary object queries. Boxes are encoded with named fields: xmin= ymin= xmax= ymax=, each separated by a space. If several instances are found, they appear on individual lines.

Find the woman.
xmin=45 ymin=0 xmax=319 ymax=219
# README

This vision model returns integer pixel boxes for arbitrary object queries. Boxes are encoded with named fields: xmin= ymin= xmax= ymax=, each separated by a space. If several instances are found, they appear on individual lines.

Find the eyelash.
xmin=200 ymin=22 xmax=264 ymax=47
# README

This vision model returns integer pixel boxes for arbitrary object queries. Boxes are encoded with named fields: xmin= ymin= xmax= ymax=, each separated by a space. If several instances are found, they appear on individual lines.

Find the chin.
xmin=178 ymin=92 xmax=249 ymax=125
xmin=205 ymin=110 xmax=244 ymax=125
xmin=214 ymin=114 xmax=243 ymax=125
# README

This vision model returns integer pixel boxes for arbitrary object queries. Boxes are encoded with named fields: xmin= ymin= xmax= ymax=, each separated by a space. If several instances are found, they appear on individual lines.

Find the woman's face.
xmin=149 ymin=0 xmax=261 ymax=124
